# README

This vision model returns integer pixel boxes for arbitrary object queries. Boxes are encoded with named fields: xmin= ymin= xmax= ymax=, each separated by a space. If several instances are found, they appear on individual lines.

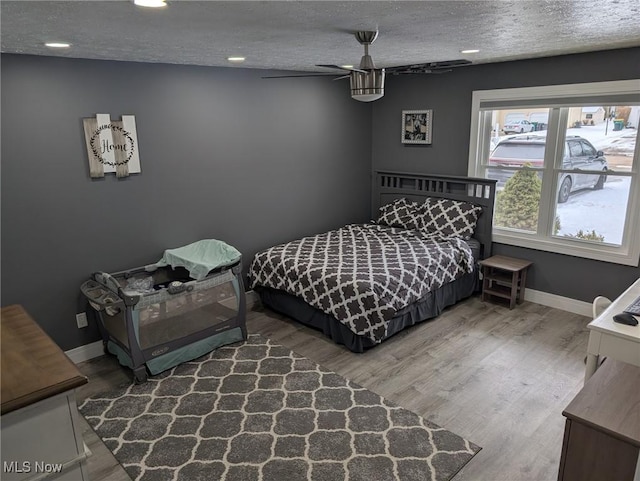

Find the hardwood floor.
xmin=76 ymin=295 xmax=590 ymax=481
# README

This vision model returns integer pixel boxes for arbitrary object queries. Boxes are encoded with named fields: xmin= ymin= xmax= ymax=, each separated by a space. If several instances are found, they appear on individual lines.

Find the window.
xmin=468 ymin=80 xmax=640 ymax=266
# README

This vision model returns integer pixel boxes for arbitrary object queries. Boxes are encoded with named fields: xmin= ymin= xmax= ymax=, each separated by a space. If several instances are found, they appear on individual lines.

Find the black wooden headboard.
xmin=372 ymin=171 xmax=497 ymax=259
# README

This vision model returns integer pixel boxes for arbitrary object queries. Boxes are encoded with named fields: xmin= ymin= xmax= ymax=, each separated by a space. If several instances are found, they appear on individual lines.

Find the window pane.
xmin=486 ymin=109 xmax=551 ymax=233
xmin=488 ymin=108 xmax=549 ymax=151
xmin=555 ymin=105 xmax=638 ymax=245
xmin=553 ymin=174 xmax=631 ymax=246
xmin=564 ymin=105 xmax=636 ymax=174
xmin=486 ymin=108 xmax=550 ymax=187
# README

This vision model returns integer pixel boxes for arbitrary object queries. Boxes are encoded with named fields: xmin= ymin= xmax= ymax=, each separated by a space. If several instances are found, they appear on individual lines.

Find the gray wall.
xmin=2 ymin=48 xmax=639 ymax=352
xmin=372 ymin=47 xmax=640 ymax=302
xmin=1 ymin=54 xmax=372 ymax=350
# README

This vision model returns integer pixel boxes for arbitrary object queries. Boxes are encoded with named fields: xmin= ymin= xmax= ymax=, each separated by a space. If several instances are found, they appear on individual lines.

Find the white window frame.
xmin=468 ymin=80 xmax=640 ymax=266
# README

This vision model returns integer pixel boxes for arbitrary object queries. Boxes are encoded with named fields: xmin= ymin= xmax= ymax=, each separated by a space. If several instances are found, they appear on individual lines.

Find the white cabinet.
xmin=1 ymin=305 xmax=89 ymax=481
xmin=2 ymin=392 xmax=89 ymax=480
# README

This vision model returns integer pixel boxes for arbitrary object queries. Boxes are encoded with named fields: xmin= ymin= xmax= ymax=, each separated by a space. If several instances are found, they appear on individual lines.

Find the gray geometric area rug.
xmin=80 ymin=335 xmax=480 ymax=481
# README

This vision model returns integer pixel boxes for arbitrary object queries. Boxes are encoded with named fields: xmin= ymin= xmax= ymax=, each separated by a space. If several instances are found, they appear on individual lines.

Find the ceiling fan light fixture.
xmin=133 ymin=0 xmax=167 ymax=8
xmin=44 ymin=42 xmax=70 ymax=48
xmin=350 ymin=70 xmax=385 ymax=102
xmin=352 ymin=92 xmax=384 ymax=102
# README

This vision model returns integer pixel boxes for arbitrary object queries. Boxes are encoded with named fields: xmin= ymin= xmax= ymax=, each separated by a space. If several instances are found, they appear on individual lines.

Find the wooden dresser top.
xmin=1 ymin=304 xmax=87 ymax=415
xmin=563 ymin=358 xmax=640 ymax=447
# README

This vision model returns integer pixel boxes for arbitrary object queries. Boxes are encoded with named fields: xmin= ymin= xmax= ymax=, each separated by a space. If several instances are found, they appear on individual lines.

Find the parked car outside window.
xmin=487 ymin=135 xmax=608 ymax=203
xmin=503 ymin=119 xmax=535 ymax=134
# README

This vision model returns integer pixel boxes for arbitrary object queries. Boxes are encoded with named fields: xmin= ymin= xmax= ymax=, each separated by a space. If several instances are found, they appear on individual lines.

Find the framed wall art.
xmin=83 ymin=113 xmax=141 ymax=178
xmin=401 ymin=109 xmax=432 ymax=144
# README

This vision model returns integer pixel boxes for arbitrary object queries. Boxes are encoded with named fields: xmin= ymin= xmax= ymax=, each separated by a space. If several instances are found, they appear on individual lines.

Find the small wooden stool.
xmin=478 ymin=255 xmax=532 ymax=309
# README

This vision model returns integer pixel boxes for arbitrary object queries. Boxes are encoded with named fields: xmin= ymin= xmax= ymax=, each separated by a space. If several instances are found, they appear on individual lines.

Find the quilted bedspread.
xmin=249 ymin=224 xmax=474 ymax=343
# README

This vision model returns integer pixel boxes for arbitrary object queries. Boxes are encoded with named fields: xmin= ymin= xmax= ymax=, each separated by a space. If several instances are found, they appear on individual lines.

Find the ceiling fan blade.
xmin=429 ymin=59 xmax=472 ymax=69
xmin=261 ymin=73 xmax=340 ymax=79
xmin=316 ymin=64 xmax=367 ymax=74
xmin=386 ymin=59 xmax=472 ymax=75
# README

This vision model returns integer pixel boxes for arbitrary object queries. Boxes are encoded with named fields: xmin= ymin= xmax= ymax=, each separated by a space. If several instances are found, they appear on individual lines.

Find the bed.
xmin=250 ymin=171 xmax=497 ymax=352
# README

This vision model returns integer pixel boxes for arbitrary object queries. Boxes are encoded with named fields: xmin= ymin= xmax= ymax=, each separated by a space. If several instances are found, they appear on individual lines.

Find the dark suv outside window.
xmin=487 ymin=135 xmax=608 ymax=203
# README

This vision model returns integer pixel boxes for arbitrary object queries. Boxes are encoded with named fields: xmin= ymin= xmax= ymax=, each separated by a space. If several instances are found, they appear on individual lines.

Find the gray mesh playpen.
xmin=81 ymin=243 xmax=247 ymax=382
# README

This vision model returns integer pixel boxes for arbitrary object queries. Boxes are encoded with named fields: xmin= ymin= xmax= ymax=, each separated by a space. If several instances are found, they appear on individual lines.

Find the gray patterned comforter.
xmin=249 ymin=224 xmax=474 ymax=343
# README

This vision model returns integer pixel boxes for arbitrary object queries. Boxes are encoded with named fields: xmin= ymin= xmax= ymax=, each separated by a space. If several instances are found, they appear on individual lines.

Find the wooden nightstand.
xmin=478 ymin=255 xmax=532 ymax=309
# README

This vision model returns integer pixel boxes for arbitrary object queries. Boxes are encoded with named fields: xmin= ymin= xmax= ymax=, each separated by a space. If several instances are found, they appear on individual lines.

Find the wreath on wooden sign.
xmin=89 ymin=124 xmax=136 ymax=167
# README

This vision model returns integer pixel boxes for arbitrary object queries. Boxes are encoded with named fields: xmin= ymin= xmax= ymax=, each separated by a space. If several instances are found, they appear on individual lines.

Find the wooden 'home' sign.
xmin=83 ymin=114 xmax=141 ymax=178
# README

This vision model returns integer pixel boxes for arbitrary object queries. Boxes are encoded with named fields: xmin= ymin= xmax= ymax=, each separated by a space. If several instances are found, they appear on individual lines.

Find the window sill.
xmin=493 ymin=231 xmax=640 ymax=267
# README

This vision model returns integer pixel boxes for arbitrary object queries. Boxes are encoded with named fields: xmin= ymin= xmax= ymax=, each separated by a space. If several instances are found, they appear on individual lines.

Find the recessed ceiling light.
xmin=341 ymin=65 xmax=354 ymax=69
xmin=134 ymin=0 xmax=167 ymax=7
xmin=227 ymin=57 xmax=246 ymax=63
xmin=460 ymin=49 xmax=480 ymax=54
xmin=45 ymin=42 xmax=71 ymax=48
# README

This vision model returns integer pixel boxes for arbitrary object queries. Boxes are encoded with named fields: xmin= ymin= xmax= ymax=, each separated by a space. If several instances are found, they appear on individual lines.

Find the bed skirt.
xmin=256 ymin=270 xmax=478 ymax=353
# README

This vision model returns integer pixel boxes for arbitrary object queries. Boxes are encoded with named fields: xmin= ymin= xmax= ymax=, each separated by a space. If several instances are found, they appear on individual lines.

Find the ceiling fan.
xmin=263 ymin=31 xmax=472 ymax=102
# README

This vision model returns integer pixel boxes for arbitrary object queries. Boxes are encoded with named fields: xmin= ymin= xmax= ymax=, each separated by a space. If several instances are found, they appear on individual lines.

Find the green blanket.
xmin=154 ymin=239 xmax=241 ymax=280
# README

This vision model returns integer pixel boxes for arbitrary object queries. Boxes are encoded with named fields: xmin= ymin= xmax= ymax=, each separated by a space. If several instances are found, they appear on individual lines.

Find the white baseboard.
xmin=524 ymin=288 xmax=592 ymax=317
xmin=65 ymin=289 xmax=588 ymax=363
xmin=65 ymin=340 xmax=104 ymax=364
xmin=66 ymin=290 xmax=264 ymax=364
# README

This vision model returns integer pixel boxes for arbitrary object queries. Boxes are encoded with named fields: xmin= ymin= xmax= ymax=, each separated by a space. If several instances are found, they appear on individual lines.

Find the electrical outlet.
xmin=76 ymin=312 xmax=88 ymax=328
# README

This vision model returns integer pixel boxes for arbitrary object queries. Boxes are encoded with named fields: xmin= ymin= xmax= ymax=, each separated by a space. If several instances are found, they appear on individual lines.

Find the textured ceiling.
xmin=2 ymin=1 xmax=640 ymax=73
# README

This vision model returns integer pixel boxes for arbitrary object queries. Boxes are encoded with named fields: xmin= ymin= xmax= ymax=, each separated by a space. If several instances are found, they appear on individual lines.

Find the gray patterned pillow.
xmin=419 ymin=198 xmax=482 ymax=239
xmin=376 ymin=198 xmax=422 ymax=230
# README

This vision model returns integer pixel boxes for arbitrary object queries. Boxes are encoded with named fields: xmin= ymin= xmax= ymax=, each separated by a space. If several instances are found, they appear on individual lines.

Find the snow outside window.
xmin=468 ymin=80 xmax=640 ymax=266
